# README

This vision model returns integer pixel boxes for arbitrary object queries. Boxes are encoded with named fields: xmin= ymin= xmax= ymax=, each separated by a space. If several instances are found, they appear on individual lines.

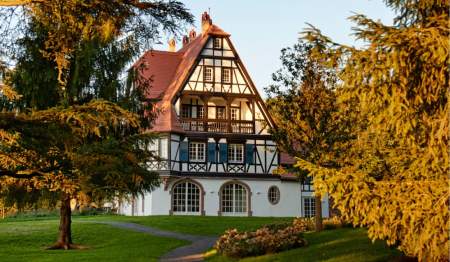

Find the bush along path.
xmin=89 ymin=221 xmax=217 ymax=262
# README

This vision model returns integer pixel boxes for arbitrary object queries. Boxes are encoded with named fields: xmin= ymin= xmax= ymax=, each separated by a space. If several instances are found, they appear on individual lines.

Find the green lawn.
xmin=0 ymin=219 xmax=187 ymax=262
xmin=0 ymin=215 xmax=404 ymax=262
xmin=206 ymin=227 xmax=403 ymax=262
xmin=81 ymin=215 xmax=293 ymax=236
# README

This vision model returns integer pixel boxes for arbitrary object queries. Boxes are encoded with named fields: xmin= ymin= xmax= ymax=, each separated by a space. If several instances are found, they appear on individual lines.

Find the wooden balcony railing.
xmin=180 ymin=118 xmax=254 ymax=134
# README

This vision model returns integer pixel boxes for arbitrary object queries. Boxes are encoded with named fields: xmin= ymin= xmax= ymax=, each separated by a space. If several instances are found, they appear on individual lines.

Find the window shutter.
xmin=207 ymin=143 xmax=216 ymax=163
xmin=179 ymin=142 xmax=188 ymax=162
xmin=219 ymin=143 xmax=228 ymax=163
xmin=245 ymin=144 xmax=255 ymax=164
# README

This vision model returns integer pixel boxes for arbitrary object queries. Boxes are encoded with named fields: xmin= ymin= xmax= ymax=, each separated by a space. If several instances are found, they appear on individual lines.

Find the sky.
xmin=155 ymin=0 xmax=395 ymax=96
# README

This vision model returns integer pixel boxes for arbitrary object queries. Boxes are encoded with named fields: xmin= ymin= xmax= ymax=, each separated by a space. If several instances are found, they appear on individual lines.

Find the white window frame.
xmin=197 ymin=106 xmax=204 ymax=119
xmin=189 ymin=142 xmax=205 ymax=162
xmin=203 ymin=67 xmax=213 ymax=82
xmin=228 ymin=144 xmax=244 ymax=163
xmin=148 ymin=140 xmax=159 ymax=156
xmin=221 ymin=183 xmax=247 ymax=215
xmin=303 ymin=197 xmax=315 ymax=218
xmin=213 ymin=38 xmax=222 ymax=49
xmin=216 ymin=107 xmax=226 ymax=119
xmin=222 ymin=68 xmax=231 ymax=83
xmin=230 ymin=108 xmax=239 ymax=120
xmin=172 ymin=181 xmax=201 ymax=215
xmin=268 ymin=186 xmax=280 ymax=205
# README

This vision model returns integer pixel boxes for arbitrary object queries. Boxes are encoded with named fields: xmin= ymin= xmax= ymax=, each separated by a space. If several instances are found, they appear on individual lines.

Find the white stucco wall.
xmin=119 ymin=177 xmax=329 ymax=218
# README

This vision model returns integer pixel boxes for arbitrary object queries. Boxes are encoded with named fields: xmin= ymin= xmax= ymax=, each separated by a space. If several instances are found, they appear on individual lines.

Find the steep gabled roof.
xmin=136 ymin=23 xmax=228 ymax=133
xmin=137 ymin=50 xmax=182 ymax=100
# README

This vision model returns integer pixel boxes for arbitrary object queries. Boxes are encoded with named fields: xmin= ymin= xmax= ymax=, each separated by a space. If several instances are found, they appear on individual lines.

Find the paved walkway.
xmin=91 ymin=221 xmax=217 ymax=262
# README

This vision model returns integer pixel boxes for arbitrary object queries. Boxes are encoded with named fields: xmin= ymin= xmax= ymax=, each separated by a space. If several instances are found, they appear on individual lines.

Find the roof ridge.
xmin=147 ymin=50 xmax=183 ymax=55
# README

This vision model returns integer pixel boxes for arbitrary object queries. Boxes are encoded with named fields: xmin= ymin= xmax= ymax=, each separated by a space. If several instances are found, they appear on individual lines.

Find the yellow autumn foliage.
xmin=296 ymin=0 xmax=449 ymax=260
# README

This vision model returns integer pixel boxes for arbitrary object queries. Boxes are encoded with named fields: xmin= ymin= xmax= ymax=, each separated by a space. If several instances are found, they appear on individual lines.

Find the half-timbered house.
xmin=119 ymin=12 xmax=329 ymax=217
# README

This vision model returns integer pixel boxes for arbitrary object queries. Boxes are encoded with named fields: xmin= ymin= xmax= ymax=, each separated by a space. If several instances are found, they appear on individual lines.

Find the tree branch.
xmin=0 ymin=169 xmax=45 ymax=178
xmin=0 ymin=0 xmax=41 ymax=6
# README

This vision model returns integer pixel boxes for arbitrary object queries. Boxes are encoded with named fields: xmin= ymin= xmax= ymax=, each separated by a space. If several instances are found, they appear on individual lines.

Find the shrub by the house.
xmin=215 ymin=217 xmax=349 ymax=258
xmin=215 ymin=219 xmax=308 ymax=258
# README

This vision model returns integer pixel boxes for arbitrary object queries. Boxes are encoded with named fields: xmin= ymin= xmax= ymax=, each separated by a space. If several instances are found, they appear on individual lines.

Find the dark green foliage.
xmin=265 ymin=40 xmax=349 ymax=167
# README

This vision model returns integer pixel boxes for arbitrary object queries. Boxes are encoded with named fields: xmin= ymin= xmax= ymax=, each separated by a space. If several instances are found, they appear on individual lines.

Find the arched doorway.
xmin=219 ymin=181 xmax=251 ymax=216
xmin=171 ymin=180 xmax=203 ymax=215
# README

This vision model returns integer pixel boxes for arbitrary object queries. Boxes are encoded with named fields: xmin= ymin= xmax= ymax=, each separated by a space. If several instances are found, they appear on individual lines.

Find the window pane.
xmin=197 ymin=106 xmax=204 ymax=119
xmin=231 ymin=108 xmax=239 ymax=120
xmin=172 ymin=182 xmax=200 ymax=213
xmin=222 ymin=68 xmax=231 ymax=83
xmin=304 ymin=197 xmax=315 ymax=217
xmin=221 ymin=183 xmax=247 ymax=213
xmin=216 ymin=107 xmax=226 ymax=119
xmin=189 ymin=142 xmax=205 ymax=162
xmin=172 ymin=183 xmax=186 ymax=212
xmin=214 ymin=38 xmax=221 ymax=49
xmin=181 ymin=105 xmax=190 ymax=118
xmin=268 ymin=186 xmax=280 ymax=204
xmin=228 ymin=144 xmax=244 ymax=163
xmin=221 ymin=184 xmax=233 ymax=213
xmin=204 ymin=67 xmax=213 ymax=82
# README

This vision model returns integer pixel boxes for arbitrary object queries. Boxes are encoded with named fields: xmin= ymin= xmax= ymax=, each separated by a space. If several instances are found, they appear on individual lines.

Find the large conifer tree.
xmin=0 ymin=0 xmax=193 ymax=249
xmin=298 ymin=0 xmax=449 ymax=260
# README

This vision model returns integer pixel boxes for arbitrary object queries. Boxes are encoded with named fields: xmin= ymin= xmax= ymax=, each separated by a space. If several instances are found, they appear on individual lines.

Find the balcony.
xmin=180 ymin=118 xmax=254 ymax=134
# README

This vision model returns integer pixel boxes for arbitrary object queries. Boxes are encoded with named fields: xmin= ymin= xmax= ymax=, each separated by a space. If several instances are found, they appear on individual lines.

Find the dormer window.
xmin=213 ymin=38 xmax=222 ymax=49
xmin=222 ymin=68 xmax=231 ymax=83
xmin=204 ymin=66 xmax=213 ymax=82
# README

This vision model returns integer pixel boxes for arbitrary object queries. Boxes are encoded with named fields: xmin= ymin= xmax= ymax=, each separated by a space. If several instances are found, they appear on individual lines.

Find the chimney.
xmin=201 ymin=11 xmax=212 ymax=34
xmin=168 ymin=38 xmax=176 ymax=52
xmin=182 ymin=35 xmax=189 ymax=46
xmin=189 ymin=29 xmax=197 ymax=40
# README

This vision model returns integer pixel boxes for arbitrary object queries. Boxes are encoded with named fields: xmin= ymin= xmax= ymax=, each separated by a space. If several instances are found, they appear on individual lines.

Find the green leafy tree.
xmin=298 ymin=0 xmax=449 ymax=260
xmin=266 ymin=41 xmax=352 ymax=231
xmin=0 ymin=0 xmax=193 ymax=249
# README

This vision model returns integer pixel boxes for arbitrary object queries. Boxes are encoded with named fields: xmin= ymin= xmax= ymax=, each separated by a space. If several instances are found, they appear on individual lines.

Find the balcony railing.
xmin=180 ymin=118 xmax=254 ymax=134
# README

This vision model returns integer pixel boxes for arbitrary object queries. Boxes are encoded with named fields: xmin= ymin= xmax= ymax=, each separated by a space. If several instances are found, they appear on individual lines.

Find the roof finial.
xmin=189 ymin=28 xmax=197 ymax=40
xmin=168 ymin=38 xmax=176 ymax=52
xmin=201 ymin=11 xmax=212 ymax=35
xmin=182 ymin=35 xmax=189 ymax=46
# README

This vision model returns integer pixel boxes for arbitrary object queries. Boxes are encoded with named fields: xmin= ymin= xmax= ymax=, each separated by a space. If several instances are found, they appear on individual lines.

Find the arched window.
xmin=221 ymin=183 xmax=248 ymax=214
xmin=172 ymin=181 xmax=201 ymax=214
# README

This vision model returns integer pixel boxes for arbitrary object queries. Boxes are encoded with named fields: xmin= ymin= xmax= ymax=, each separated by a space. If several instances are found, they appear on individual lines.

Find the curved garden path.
xmin=90 ymin=221 xmax=217 ymax=262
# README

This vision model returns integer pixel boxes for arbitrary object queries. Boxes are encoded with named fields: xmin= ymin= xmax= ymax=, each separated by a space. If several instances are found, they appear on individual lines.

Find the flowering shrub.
xmin=215 ymin=221 xmax=307 ymax=258
xmin=215 ymin=217 xmax=349 ymax=258
xmin=292 ymin=217 xmax=315 ymax=231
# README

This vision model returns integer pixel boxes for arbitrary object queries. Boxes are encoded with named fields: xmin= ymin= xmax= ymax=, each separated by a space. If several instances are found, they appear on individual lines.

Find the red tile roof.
xmin=137 ymin=50 xmax=182 ymax=100
xmin=151 ymin=105 xmax=184 ymax=133
xmin=136 ymin=23 xmax=230 ymax=133
xmin=279 ymin=172 xmax=299 ymax=181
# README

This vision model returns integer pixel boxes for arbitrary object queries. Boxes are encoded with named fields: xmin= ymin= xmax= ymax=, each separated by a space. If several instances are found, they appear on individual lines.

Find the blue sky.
xmin=156 ymin=1 xmax=395 ymax=95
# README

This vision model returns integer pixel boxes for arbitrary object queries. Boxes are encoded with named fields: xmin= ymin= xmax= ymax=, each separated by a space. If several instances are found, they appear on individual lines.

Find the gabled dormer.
xmin=170 ymin=13 xmax=274 ymax=136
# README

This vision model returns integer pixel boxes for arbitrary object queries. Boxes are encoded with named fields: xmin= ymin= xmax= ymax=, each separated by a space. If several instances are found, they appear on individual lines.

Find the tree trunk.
xmin=48 ymin=193 xmax=73 ymax=249
xmin=315 ymin=194 xmax=323 ymax=232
